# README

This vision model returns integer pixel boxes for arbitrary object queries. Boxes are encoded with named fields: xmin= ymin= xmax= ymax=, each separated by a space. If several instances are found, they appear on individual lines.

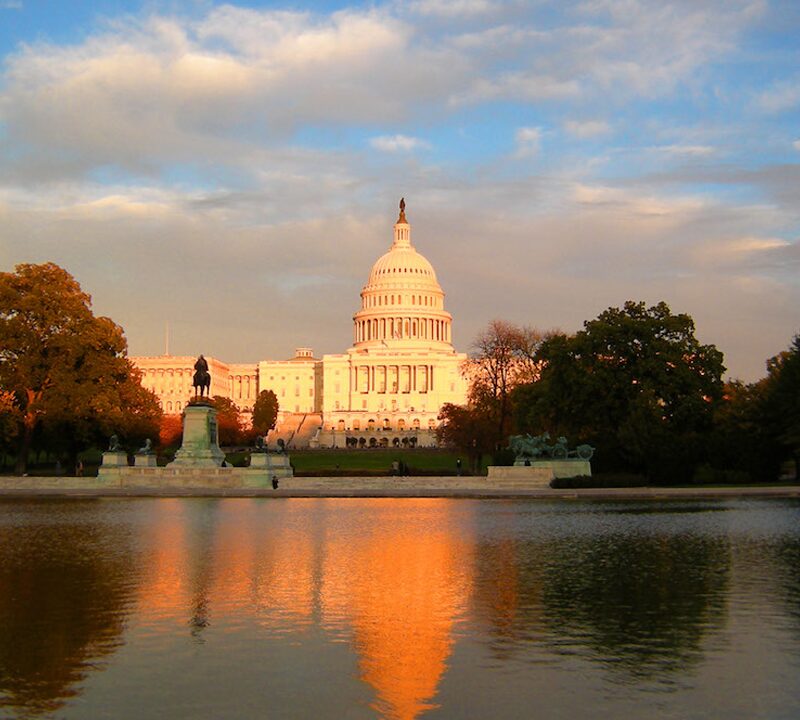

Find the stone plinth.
xmin=135 ymin=454 xmax=157 ymax=467
xmin=243 ymin=452 xmax=293 ymax=487
xmin=487 ymin=466 xmax=553 ymax=487
xmin=514 ymin=459 xmax=591 ymax=478
xmin=101 ymin=451 xmax=128 ymax=467
xmin=170 ymin=404 xmax=226 ymax=468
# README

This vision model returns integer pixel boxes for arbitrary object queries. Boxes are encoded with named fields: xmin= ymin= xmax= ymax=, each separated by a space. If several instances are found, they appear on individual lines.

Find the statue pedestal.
xmin=170 ymin=405 xmax=226 ymax=468
xmin=135 ymin=454 xmax=157 ymax=468
xmin=249 ymin=452 xmax=293 ymax=476
xmin=101 ymin=451 xmax=128 ymax=467
xmin=512 ymin=459 xmax=592 ymax=478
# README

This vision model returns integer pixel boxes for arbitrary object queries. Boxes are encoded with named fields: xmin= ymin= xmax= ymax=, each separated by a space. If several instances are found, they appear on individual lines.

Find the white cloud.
xmin=515 ymin=127 xmax=542 ymax=157
xmin=0 ymin=1 xmax=22 ymax=9
xmin=370 ymin=134 xmax=431 ymax=152
xmin=0 ymin=9 xmax=464 ymax=178
xmin=564 ymin=120 xmax=612 ymax=139
xmin=455 ymin=73 xmax=580 ymax=105
xmin=793 ymin=140 xmax=800 ymax=151
xmin=757 ymin=77 xmax=800 ymax=114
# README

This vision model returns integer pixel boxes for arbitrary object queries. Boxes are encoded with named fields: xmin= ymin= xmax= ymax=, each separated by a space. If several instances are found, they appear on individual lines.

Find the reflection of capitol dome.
xmin=354 ymin=199 xmax=453 ymax=349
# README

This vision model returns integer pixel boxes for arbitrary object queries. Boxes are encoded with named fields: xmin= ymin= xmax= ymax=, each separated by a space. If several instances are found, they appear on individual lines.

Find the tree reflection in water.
xmin=473 ymin=503 xmax=731 ymax=681
xmin=540 ymin=533 xmax=729 ymax=679
xmin=0 ymin=500 xmax=137 ymax=717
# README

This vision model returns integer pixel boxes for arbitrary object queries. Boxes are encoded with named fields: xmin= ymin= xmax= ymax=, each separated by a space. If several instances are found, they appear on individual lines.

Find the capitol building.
xmin=131 ymin=202 xmax=469 ymax=447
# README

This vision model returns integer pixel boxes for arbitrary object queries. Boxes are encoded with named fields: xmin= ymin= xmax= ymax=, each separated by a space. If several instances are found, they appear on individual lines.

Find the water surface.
xmin=1 ymin=497 xmax=799 ymax=719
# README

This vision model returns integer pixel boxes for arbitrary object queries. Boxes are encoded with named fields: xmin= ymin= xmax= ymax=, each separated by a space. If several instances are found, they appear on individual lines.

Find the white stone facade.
xmin=131 ymin=203 xmax=468 ymax=445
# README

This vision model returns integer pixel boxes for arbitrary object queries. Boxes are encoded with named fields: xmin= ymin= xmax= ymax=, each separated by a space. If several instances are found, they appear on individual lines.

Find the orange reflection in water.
xmin=136 ymin=499 xmax=195 ymax=620
xmin=133 ymin=498 xmax=475 ymax=720
xmin=321 ymin=499 xmax=474 ymax=720
xmin=209 ymin=500 xmax=317 ymax=627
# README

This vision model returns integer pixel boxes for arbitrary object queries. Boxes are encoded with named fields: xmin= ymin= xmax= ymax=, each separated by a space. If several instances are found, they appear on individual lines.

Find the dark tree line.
xmin=438 ymin=301 xmax=799 ymax=483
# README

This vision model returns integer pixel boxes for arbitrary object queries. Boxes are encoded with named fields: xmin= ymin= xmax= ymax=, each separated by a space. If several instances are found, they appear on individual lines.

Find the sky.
xmin=1 ymin=0 xmax=798 ymax=382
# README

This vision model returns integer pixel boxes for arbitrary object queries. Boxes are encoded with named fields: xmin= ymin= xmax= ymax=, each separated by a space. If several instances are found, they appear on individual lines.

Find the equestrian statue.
xmin=192 ymin=354 xmax=211 ymax=398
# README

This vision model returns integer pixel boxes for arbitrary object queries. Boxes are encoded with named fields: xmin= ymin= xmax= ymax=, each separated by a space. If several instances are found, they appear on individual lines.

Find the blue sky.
xmin=1 ymin=0 xmax=799 ymax=381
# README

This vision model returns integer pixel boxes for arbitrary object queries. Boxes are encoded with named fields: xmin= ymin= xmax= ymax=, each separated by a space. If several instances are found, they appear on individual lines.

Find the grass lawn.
xmin=285 ymin=449 xmax=483 ymax=475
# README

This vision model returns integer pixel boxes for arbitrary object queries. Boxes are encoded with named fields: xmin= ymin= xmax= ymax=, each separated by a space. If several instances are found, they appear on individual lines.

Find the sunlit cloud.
xmin=691 ymin=236 xmax=791 ymax=265
xmin=655 ymin=144 xmax=716 ymax=157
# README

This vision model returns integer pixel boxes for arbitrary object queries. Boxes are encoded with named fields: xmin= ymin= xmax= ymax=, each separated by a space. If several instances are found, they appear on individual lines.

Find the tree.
xmin=211 ymin=395 xmax=243 ymax=447
xmin=465 ymin=320 xmax=551 ymax=450
xmin=251 ymin=390 xmax=279 ymax=436
xmin=515 ymin=301 xmax=725 ymax=481
xmin=0 ymin=263 xmax=162 ymax=474
xmin=761 ymin=332 xmax=800 ymax=474
xmin=707 ymin=380 xmax=781 ymax=482
xmin=159 ymin=413 xmax=184 ymax=450
xmin=435 ymin=403 xmax=497 ymax=474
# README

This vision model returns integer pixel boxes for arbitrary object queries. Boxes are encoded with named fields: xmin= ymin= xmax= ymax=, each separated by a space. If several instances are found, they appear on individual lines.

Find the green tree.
xmin=515 ymin=301 xmax=725 ymax=481
xmin=0 ymin=263 xmax=162 ymax=474
xmin=211 ymin=395 xmax=243 ymax=446
xmin=435 ymin=402 xmax=496 ymax=474
xmin=707 ymin=379 xmax=781 ymax=481
xmin=251 ymin=389 xmax=279 ymax=436
xmin=761 ymin=332 xmax=800 ymax=475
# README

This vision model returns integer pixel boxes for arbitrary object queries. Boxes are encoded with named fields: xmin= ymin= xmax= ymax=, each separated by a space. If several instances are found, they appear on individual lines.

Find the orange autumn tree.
xmin=0 ymin=263 xmax=162 ymax=474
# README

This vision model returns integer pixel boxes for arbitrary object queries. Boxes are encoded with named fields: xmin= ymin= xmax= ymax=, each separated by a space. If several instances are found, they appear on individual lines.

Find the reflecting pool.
xmin=1 ymin=498 xmax=799 ymax=719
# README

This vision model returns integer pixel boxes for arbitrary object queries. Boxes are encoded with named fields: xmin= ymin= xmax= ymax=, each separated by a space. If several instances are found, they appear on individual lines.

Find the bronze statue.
xmin=508 ymin=433 xmax=594 ymax=461
xmin=192 ymin=354 xmax=211 ymax=397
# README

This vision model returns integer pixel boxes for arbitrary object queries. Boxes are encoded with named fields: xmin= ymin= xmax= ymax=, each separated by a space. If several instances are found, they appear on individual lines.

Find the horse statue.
xmin=192 ymin=354 xmax=211 ymax=397
xmin=508 ymin=432 xmax=595 ymax=463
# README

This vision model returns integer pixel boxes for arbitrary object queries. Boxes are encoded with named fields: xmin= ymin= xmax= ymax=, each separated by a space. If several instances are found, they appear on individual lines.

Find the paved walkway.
xmin=0 ymin=478 xmax=798 ymax=500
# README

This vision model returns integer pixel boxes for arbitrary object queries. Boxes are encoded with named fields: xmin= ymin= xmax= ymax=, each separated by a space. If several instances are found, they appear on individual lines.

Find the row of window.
xmin=363 ymin=293 xmax=441 ymax=309
xmin=333 ymin=418 xmax=436 ymax=431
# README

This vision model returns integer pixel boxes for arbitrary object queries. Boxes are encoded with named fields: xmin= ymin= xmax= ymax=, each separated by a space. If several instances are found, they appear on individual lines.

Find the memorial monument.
xmin=169 ymin=355 xmax=226 ymax=467
xmin=97 ymin=354 xmax=293 ymax=488
xmin=487 ymin=433 xmax=594 ymax=487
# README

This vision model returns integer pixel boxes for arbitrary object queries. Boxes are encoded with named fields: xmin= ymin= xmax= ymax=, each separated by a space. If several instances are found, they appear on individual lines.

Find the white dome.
xmin=366 ymin=246 xmax=440 ymax=290
xmin=352 ymin=201 xmax=454 ymax=350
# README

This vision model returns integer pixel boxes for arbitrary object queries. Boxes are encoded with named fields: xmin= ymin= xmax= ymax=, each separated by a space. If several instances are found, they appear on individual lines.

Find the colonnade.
xmin=230 ymin=374 xmax=257 ymax=401
xmin=351 ymin=364 xmax=435 ymax=394
xmin=354 ymin=317 xmax=451 ymax=344
xmin=142 ymin=367 xmax=193 ymax=396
